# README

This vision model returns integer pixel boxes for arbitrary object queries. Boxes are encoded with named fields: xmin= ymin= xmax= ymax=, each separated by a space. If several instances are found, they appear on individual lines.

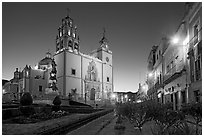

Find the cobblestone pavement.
xmin=68 ymin=112 xmax=154 ymax=135
xmin=68 ymin=112 xmax=116 ymax=135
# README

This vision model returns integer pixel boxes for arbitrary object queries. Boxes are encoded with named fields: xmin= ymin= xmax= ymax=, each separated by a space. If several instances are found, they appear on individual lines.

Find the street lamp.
xmin=111 ymin=93 xmax=116 ymax=99
xmin=148 ymin=72 xmax=153 ymax=77
xmin=172 ymin=36 xmax=179 ymax=44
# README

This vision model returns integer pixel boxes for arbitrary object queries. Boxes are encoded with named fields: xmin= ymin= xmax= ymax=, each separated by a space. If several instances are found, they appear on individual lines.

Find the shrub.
xmin=52 ymin=95 xmax=61 ymax=112
xmin=19 ymin=92 xmax=34 ymax=116
xmin=181 ymin=102 xmax=202 ymax=135
xmin=53 ymin=95 xmax=61 ymax=106
xmin=20 ymin=92 xmax=33 ymax=106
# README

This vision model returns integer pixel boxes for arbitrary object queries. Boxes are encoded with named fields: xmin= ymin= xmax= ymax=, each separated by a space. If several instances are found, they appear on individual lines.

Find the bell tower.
xmin=55 ymin=10 xmax=80 ymax=53
xmin=90 ymin=28 xmax=113 ymax=100
xmin=99 ymin=28 xmax=109 ymax=50
xmin=96 ymin=28 xmax=112 ymax=66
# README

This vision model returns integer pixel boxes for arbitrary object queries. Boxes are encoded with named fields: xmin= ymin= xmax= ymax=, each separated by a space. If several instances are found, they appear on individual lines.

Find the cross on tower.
xmin=66 ymin=8 xmax=71 ymax=17
xmin=103 ymin=27 xmax=106 ymax=38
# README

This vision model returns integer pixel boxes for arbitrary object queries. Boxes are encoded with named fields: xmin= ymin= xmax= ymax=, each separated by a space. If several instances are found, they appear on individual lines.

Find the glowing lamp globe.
xmin=172 ymin=37 xmax=179 ymax=44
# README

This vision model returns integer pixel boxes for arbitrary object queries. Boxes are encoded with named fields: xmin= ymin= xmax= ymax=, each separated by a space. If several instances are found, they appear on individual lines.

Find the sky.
xmin=2 ymin=2 xmax=186 ymax=91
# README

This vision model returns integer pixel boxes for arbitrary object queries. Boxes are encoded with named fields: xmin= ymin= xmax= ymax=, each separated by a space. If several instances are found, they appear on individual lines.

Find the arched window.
xmin=68 ymin=40 xmax=72 ymax=47
xmin=74 ymin=43 xmax=78 ymax=50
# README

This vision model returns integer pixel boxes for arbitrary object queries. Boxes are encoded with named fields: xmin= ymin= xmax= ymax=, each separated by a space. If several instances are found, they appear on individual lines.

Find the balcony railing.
xmin=163 ymin=67 xmax=186 ymax=85
xmin=164 ymin=62 xmax=184 ymax=82
xmin=189 ymin=28 xmax=202 ymax=48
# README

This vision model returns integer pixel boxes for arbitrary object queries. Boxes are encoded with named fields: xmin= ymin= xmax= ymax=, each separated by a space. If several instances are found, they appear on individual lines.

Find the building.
xmin=53 ymin=14 xmax=113 ymax=106
xmin=115 ymin=85 xmax=148 ymax=103
xmin=2 ymin=68 xmax=23 ymax=102
xmin=146 ymin=45 xmax=158 ymax=100
xmin=146 ymin=2 xmax=202 ymax=110
xmin=147 ymin=38 xmax=168 ymax=103
xmin=115 ymin=91 xmax=136 ymax=103
xmin=3 ymin=13 xmax=114 ymax=107
xmin=185 ymin=2 xmax=202 ymax=103
xmin=3 ymin=53 xmax=55 ymax=103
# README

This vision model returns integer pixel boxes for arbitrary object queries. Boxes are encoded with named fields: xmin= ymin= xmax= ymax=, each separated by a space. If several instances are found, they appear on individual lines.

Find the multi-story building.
xmin=146 ymin=2 xmax=202 ymax=110
xmin=163 ymin=22 xmax=188 ymax=110
xmin=147 ymin=37 xmax=168 ymax=103
xmin=186 ymin=2 xmax=202 ymax=103
xmin=146 ymin=45 xmax=158 ymax=100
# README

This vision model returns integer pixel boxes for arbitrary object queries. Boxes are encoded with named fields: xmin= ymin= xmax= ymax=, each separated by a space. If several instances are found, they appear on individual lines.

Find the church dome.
xmin=39 ymin=57 xmax=52 ymax=66
xmin=39 ymin=51 xmax=53 ymax=66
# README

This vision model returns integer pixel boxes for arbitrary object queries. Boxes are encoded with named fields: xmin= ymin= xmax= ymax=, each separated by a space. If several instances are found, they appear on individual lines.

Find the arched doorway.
xmin=90 ymin=88 xmax=95 ymax=100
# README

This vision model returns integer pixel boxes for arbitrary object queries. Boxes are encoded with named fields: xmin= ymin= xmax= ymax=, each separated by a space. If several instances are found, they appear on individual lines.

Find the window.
xmin=107 ymin=77 xmax=110 ymax=82
xmin=167 ymin=65 xmax=170 ymax=73
xmin=71 ymin=69 xmax=76 ymax=75
xmin=26 ymin=71 xmax=29 ymax=78
xmin=195 ymin=56 xmax=201 ymax=81
xmin=197 ymin=42 xmax=202 ymax=55
xmin=39 ymin=86 xmax=42 ymax=92
xmin=172 ymin=86 xmax=174 ymax=92
xmin=68 ymin=40 xmax=72 ymax=46
xmin=159 ymin=50 xmax=161 ymax=55
xmin=174 ymin=92 xmax=178 ymax=110
xmin=74 ymin=43 xmax=78 ymax=50
xmin=159 ymin=73 xmax=162 ymax=84
xmin=194 ymin=90 xmax=200 ymax=102
xmin=171 ymin=94 xmax=173 ymax=102
xmin=181 ymin=91 xmax=186 ymax=104
xmin=161 ymin=93 xmax=164 ymax=104
xmin=194 ymin=25 xmax=199 ymax=44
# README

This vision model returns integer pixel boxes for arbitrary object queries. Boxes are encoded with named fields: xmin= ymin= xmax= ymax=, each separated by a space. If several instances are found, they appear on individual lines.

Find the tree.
xmin=49 ymin=59 xmax=58 ymax=92
xmin=181 ymin=102 xmax=202 ymax=134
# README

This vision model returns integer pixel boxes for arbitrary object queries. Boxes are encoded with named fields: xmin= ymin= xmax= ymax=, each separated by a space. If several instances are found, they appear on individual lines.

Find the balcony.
xmin=154 ymin=81 xmax=163 ymax=90
xmin=163 ymin=67 xmax=186 ymax=85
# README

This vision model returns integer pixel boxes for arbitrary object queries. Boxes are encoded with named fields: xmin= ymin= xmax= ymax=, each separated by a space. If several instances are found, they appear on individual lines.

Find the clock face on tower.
xmin=106 ymin=57 xmax=109 ymax=62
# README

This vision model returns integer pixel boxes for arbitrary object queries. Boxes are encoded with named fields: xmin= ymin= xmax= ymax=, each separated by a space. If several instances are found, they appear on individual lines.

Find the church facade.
xmin=54 ymin=14 xmax=113 ymax=105
xmin=3 ymin=13 xmax=114 ymax=106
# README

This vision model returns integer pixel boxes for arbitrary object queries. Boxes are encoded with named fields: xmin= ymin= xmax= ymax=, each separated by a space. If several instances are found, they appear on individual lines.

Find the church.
xmin=54 ymin=13 xmax=113 ymax=106
xmin=3 ymin=13 xmax=114 ymax=106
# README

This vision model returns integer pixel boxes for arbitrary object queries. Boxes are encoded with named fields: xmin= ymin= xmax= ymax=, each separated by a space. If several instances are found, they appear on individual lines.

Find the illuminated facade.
xmin=53 ymin=14 xmax=113 ymax=106
xmin=186 ymin=3 xmax=202 ymax=103
xmin=3 ymin=13 xmax=114 ymax=106
xmin=146 ymin=2 xmax=202 ymax=110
